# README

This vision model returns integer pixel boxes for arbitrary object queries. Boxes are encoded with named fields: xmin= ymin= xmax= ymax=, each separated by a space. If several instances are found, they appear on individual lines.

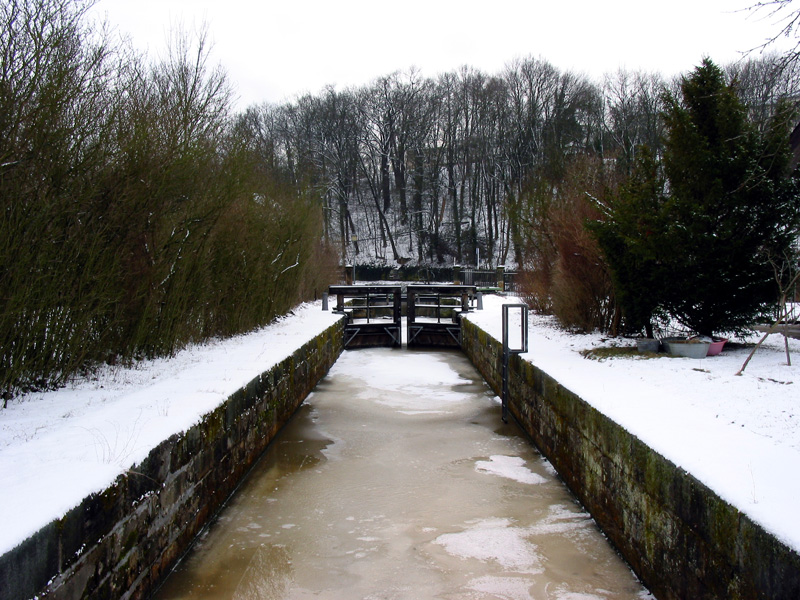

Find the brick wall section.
xmin=461 ymin=317 xmax=800 ymax=600
xmin=1 ymin=317 xmax=344 ymax=600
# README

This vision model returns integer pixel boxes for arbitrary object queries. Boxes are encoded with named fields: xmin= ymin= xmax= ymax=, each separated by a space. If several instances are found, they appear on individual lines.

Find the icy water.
xmin=154 ymin=348 xmax=651 ymax=600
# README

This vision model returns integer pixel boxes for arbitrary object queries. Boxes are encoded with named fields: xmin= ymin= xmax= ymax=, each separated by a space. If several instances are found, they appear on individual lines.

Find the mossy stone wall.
xmin=461 ymin=317 xmax=800 ymax=599
xmin=0 ymin=317 xmax=344 ymax=600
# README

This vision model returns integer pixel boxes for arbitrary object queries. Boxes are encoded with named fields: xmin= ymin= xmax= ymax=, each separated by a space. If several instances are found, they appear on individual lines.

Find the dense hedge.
xmin=0 ymin=0 xmax=337 ymax=403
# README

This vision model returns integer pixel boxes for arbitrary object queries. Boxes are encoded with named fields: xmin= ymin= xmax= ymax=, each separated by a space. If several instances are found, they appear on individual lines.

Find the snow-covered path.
xmin=0 ymin=303 xmax=342 ymax=556
xmin=467 ymin=296 xmax=800 ymax=553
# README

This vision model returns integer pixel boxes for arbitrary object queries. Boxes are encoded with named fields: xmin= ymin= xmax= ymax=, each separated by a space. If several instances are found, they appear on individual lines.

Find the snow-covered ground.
xmin=0 ymin=303 xmax=342 ymax=556
xmin=1 ymin=293 xmax=798 ymax=563
xmin=467 ymin=295 xmax=800 ymax=554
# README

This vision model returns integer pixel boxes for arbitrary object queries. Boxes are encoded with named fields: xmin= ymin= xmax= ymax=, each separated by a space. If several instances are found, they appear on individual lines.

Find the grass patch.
xmin=580 ymin=346 xmax=660 ymax=361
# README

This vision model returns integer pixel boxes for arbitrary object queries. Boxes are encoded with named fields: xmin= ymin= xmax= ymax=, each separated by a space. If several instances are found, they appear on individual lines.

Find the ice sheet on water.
xmin=433 ymin=518 xmax=543 ymax=573
xmin=475 ymin=455 xmax=547 ymax=485
xmin=333 ymin=350 xmax=474 ymax=411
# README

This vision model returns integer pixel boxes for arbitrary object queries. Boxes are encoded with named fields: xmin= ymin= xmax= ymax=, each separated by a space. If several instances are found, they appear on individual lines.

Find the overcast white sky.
xmin=90 ymin=0 xmax=793 ymax=112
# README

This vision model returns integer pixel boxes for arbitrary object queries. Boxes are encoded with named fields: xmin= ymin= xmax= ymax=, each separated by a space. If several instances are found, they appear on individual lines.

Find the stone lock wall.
xmin=0 ymin=318 xmax=344 ymax=600
xmin=460 ymin=317 xmax=800 ymax=600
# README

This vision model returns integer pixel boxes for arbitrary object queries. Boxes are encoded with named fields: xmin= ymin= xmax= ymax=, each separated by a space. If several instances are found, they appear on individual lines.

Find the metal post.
xmin=477 ymin=291 xmax=483 ymax=310
xmin=322 ymin=292 xmax=329 ymax=311
xmin=502 ymin=345 xmax=509 ymax=424
xmin=501 ymin=304 xmax=528 ymax=424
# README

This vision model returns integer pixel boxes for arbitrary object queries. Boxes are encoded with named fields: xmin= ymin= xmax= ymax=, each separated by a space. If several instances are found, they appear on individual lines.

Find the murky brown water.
xmin=153 ymin=348 xmax=651 ymax=600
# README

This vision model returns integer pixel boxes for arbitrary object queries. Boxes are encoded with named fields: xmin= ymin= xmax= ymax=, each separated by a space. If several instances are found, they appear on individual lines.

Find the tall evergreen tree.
xmin=589 ymin=147 xmax=666 ymax=337
xmin=650 ymin=59 xmax=798 ymax=336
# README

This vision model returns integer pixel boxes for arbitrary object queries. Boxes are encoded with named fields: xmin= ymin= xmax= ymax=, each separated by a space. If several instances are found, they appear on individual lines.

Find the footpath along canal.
xmin=153 ymin=347 xmax=652 ymax=600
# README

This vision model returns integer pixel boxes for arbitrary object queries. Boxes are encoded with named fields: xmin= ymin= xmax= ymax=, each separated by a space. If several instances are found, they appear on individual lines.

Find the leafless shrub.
xmin=517 ymin=155 xmax=619 ymax=333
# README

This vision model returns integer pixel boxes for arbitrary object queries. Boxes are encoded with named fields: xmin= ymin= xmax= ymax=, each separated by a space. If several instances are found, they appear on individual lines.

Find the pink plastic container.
xmin=707 ymin=338 xmax=728 ymax=356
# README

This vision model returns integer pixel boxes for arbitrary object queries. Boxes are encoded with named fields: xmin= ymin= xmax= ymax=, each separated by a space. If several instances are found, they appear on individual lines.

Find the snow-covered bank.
xmin=466 ymin=295 xmax=800 ymax=553
xmin=0 ymin=303 xmax=342 ymax=556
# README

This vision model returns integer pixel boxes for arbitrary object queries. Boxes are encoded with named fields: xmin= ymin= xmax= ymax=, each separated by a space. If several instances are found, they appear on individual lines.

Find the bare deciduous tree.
xmin=745 ymin=0 xmax=800 ymax=63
